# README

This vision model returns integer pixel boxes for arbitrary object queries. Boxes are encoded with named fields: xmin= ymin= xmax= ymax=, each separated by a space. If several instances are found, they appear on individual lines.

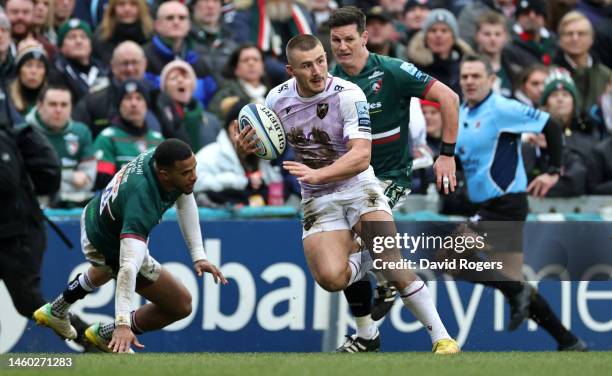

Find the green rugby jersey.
xmin=94 ymin=125 xmax=164 ymax=176
xmin=332 ymin=53 xmax=434 ymax=188
xmin=26 ymin=111 xmax=95 ymax=170
xmin=85 ymin=150 xmax=182 ymax=267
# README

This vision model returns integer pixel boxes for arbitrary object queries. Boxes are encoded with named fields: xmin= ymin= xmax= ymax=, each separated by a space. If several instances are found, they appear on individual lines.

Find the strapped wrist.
xmin=440 ymin=142 xmax=456 ymax=157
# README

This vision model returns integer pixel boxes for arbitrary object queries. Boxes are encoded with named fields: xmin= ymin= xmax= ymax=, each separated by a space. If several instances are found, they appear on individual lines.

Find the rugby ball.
xmin=238 ymin=103 xmax=286 ymax=160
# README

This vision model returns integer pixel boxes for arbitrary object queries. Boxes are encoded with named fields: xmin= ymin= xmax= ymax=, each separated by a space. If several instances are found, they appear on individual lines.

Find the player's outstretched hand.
xmin=235 ymin=125 xmax=259 ymax=156
xmin=433 ymin=155 xmax=457 ymax=195
xmin=527 ymin=173 xmax=559 ymax=198
xmin=194 ymin=260 xmax=228 ymax=285
xmin=109 ymin=324 xmax=144 ymax=353
xmin=283 ymin=161 xmax=321 ymax=184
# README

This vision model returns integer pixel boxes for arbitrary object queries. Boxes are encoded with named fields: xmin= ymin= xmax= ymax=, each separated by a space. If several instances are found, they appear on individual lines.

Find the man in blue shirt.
xmin=455 ymin=54 xmax=586 ymax=351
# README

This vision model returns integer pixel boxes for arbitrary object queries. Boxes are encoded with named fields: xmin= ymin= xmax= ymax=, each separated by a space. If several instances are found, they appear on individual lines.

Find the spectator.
xmin=93 ymin=79 xmax=163 ymax=188
xmin=458 ymin=0 xmax=515 ymax=49
xmin=189 ymin=0 xmax=238 ymax=85
xmin=31 ymin=0 xmax=57 ymax=58
xmin=378 ymin=0 xmax=409 ymax=33
xmin=194 ymin=97 xmax=274 ymax=207
xmin=8 ymin=41 xmax=48 ymax=116
xmin=513 ymin=63 xmax=548 ymax=108
xmin=228 ymin=0 xmax=314 ymax=62
xmin=502 ymin=0 xmax=556 ymax=80
xmin=154 ymin=60 xmax=221 ymax=152
xmin=310 ymin=0 xmax=337 ymax=27
xmin=410 ymin=99 xmax=440 ymax=194
xmin=53 ymin=0 xmax=74 ymax=29
xmin=524 ymin=69 xmax=597 ymax=197
xmin=422 ymin=99 xmax=442 ymax=155
xmin=401 ymin=0 xmax=431 ymax=46
xmin=72 ymin=0 xmax=108 ymax=30
xmin=365 ymin=6 xmax=404 ymax=58
xmin=208 ymin=43 xmax=268 ymax=119
xmin=406 ymin=8 xmax=473 ymax=98
xmin=48 ymin=19 xmax=109 ymax=104
xmin=589 ymin=137 xmax=612 ymax=195
xmin=72 ymin=41 xmax=160 ymax=139
xmin=143 ymin=0 xmax=217 ymax=108
xmin=553 ymin=11 xmax=611 ymax=121
xmin=575 ymin=0 xmax=612 ymax=68
xmin=0 ymin=12 xmax=13 ymax=78
xmin=25 ymin=84 xmax=96 ymax=207
xmin=475 ymin=10 xmax=512 ymax=97
xmin=92 ymin=0 xmax=153 ymax=65
xmin=227 ymin=0 xmax=314 ymax=86
xmin=5 ymin=0 xmax=33 ymax=46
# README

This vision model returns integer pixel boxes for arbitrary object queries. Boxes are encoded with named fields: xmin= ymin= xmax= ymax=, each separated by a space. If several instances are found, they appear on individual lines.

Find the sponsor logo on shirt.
xmin=369 ymin=102 xmax=382 ymax=111
xmin=356 ymin=101 xmax=371 ymax=131
xmin=400 ymin=62 xmax=425 ymax=80
xmin=368 ymin=70 xmax=384 ymax=80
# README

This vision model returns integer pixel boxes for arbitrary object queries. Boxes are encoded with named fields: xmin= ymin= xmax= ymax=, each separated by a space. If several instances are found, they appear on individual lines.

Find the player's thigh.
xmin=303 ymin=230 xmax=355 ymax=285
xmin=136 ymin=267 xmax=191 ymax=314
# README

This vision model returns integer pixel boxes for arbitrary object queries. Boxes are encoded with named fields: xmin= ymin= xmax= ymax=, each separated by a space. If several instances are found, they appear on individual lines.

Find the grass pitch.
xmin=2 ymin=352 xmax=609 ymax=376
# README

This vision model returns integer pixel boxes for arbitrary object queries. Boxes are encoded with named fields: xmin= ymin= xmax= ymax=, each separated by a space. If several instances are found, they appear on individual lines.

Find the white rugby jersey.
xmin=266 ymin=74 xmax=376 ymax=198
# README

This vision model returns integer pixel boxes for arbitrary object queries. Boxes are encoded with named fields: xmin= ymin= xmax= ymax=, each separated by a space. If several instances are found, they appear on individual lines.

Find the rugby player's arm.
xmin=176 ymin=193 xmax=207 ymax=262
xmin=115 ymin=236 xmax=148 ymax=326
xmin=315 ymin=138 xmax=371 ymax=183
xmin=423 ymin=81 xmax=459 ymax=144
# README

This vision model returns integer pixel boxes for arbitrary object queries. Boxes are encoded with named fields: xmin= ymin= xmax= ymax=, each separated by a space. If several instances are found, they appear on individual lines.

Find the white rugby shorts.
xmin=301 ymin=180 xmax=392 ymax=239
xmin=80 ymin=210 xmax=162 ymax=282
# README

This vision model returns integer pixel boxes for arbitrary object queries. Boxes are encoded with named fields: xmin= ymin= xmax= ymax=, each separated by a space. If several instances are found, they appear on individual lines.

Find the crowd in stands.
xmin=0 ymin=0 xmax=610 ymax=210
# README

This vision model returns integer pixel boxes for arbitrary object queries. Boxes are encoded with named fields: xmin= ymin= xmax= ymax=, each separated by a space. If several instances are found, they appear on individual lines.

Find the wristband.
xmin=440 ymin=142 xmax=456 ymax=157
xmin=115 ymin=313 xmax=130 ymax=327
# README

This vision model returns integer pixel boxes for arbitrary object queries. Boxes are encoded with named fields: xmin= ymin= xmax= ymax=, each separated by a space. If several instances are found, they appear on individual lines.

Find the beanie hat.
xmin=160 ymin=60 xmax=197 ymax=93
xmin=0 ymin=12 xmax=10 ymax=31
xmin=15 ymin=43 xmax=48 ymax=72
xmin=404 ymin=0 xmax=432 ymax=13
xmin=422 ymin=8 xmax=458 ymax=40
xmin=57 ymin=18 xmax=93 ymax=48
xmin=540 ymin=68 xmax=578 ymax=108
xmin=515 ymin=0 xmax=546 ymax=17
xmin=118 ymin=79 xmax=150 ymax=104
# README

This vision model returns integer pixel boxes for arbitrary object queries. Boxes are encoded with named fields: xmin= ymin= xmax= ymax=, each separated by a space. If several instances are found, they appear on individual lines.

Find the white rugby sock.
xmin=348 ymin=250 xmax=372 ymax=286
xmin=400 ymin=280 xmax=450 ymax=344
xmin=355 ymin=314 xmax=377 ymax=340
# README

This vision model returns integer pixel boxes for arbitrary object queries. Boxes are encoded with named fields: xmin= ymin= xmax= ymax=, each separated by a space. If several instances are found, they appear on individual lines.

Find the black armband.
xmin=440 ymin=142 xmax=456 ymax=157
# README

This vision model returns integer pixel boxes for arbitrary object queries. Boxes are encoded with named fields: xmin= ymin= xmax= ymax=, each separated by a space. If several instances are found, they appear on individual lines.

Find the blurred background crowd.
xmin=0 ymin=0 xmax=610 ymax=211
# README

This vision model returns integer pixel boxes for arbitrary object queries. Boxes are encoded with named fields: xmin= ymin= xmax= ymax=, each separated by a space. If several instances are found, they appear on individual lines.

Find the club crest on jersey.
xmin=317 ymin=103 xmax=329 ymax=119
xmin=64 ymin=133 xmax=79 ymax=156
xmin=371 ymin=79 xmax=383 ymax=95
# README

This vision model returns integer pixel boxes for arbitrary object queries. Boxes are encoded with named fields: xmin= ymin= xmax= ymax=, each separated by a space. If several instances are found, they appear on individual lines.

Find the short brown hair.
xmin=286 ymin=34 xmax=323 ymax=64
xmin=328 ymin=6 xmax=366 ymax=34
xmin=476 ymin=10 xmax=507 ymax=32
